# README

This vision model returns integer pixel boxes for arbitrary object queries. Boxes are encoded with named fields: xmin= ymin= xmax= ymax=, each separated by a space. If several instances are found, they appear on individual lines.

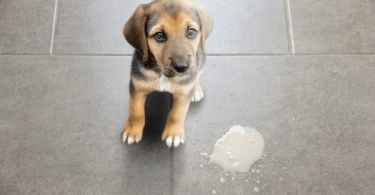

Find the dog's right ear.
xmin=123 ymin=5 xmax=149 ymax=62
xmin=195 ymin=3 xmax=214 ymax=53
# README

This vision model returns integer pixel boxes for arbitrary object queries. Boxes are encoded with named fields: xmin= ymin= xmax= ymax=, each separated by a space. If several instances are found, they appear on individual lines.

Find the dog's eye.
xmin=187 ymin=29 xmax=197 ymax=39
xmin=154 ymin=32 xmax=166 ymax=42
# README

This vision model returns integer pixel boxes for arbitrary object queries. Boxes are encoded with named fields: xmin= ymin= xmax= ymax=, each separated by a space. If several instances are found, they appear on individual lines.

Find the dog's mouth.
xmin=163 ymin=69 xmax=192 ymax=78
xmin=162 ymin=69 xmax=177 ymax=78
xmin=161 ymin=65 xmax=180 ymax=78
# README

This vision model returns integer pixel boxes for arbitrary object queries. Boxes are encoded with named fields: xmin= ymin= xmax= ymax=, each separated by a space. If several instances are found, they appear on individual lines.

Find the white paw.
xmin=122 ymin=122 xmax=143 ymax=145
xmin=122 ymin=133 xmax=142 ymax=145
xmin=165 ymin=136 xmax=185 ymax=148
xmin=162 ymin=127 xmax=185 ymax=148
xmin=191 ymin=86 xmax=204 ymax=102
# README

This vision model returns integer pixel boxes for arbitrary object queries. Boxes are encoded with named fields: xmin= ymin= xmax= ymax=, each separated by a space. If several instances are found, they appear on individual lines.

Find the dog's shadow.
xmin=142 ymin=91 xmax=172 ymax=143
xmin=142 ymin=91 xmax=204 ymax=144
xmin=120 ymin=92 xmax=204 ymax=188
xmin=119 ymin=92 xmax=172 ymax=190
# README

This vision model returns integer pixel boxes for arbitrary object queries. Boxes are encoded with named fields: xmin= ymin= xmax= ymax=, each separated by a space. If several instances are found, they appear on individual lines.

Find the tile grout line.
xmin=170 ymin=147 xmax=174 ymax=195
xmin=0 ymin=54 xmax=134 ymax=56
xmin=2 ymin=53 xmax=375 ymax=57
xmin=50 ymin=0 xmax=59 ymax=55
xmin=208 ymin=53 xmax=290 ymax=56
xmin=284 ymin=0 xmax=295 ymax=54
xmin=169 ymin=94 xmax=174 ymax=195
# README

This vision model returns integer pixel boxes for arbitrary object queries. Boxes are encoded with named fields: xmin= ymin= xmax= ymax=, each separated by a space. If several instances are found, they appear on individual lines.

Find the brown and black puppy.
xmin=122 ymin=0 xmax=213 ymax=147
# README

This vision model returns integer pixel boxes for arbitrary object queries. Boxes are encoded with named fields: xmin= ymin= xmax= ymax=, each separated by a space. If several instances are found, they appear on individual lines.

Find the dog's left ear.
xmin=196 ymin=4 xmax=214 ymax=52
xmin=123 ymin=4 xmax=149 ymax=62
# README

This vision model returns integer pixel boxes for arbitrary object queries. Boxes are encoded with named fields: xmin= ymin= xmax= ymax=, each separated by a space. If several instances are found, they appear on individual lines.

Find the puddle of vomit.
xmin=208 ymin=125 xmax=265 ymax=173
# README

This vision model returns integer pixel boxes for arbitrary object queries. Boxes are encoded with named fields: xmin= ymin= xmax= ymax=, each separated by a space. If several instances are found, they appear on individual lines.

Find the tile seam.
xmin=170 ymin=147 xmax=173 ymax=195
xmin=1 ymin=54 xmax=375 ymax=57
xmin=284 ymin=0 xmax=295 ymax=54
xmin=50 ymin=0 xmax=59 ymax=54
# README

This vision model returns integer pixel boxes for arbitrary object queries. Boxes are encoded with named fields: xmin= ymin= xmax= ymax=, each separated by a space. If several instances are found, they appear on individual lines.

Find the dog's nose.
xmin=172 ymin=59 xmax=190 ymax=73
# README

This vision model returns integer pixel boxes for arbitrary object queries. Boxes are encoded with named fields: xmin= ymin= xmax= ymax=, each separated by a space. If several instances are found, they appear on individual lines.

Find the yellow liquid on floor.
xmin=208 ymin=125 xmax=265 ymax=173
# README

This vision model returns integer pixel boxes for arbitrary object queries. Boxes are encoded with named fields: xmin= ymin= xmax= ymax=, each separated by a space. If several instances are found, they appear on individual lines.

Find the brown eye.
xmin=187 ymin=29 xmax=197 ymax=39
xmin=154 ymin=32 xmax=166 ymax=42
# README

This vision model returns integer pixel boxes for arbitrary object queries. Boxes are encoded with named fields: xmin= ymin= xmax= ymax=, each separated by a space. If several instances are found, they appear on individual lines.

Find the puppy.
xmin=122 ymin=0 xmax=214 ymax=147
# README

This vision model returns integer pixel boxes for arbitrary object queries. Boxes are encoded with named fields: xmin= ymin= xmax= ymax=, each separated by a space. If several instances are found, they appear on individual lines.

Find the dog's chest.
xmin=136 ymin=69 xmax=195 ymax=94
xmin=155 ymin=75 xmax=174 ymax=92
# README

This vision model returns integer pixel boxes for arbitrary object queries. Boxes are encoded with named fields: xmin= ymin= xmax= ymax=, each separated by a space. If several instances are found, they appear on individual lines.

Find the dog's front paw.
xmin=191 ymin=84 xmax=204 ymax=102
xmin=162 ymin=124 xmax=185 ymax=148
xmin=122 ymin=120 xmax=144 ymax=145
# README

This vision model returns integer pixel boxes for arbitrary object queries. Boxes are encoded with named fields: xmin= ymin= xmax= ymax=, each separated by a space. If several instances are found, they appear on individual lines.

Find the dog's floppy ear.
xmin=196 ymin=4 xmax=214 ymax=52
xmin=123 ymin=5 xmax=149 ymax=61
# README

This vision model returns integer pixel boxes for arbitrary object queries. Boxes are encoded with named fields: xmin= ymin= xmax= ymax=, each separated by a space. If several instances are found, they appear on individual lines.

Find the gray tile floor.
xmin=0 ymin=0 xmax=374 ymax=195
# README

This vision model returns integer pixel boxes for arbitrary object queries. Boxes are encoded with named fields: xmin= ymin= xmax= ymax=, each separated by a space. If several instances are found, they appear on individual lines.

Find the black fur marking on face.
xmin=164 ymin=3 xmax=182 ymax=17
xmin=196 ymin=44 xmax=206 ymax=70
xmin=190 ymin=10 xmax=201 ymax=29
xmin=131 ymin=50 xmax=161 ymax=80
xmin=146 ymin=12 xmax=159 ymax=35
xmin=167 ymin=3 xmax=177 ymax=11
xmin=131 ymin=50 xmax=148 ymax=80
xmin=143 ymin=54 xmax=158 ymax=70
xmin=129 ymin=79 xmax=136 ymax=94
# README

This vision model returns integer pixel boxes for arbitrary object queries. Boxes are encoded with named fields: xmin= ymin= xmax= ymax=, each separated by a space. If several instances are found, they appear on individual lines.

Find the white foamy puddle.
xmin=208 ymin=125 xmax=265 ymax=173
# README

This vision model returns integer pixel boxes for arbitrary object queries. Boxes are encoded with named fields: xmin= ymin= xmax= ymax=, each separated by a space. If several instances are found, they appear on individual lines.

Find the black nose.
xmin=172 ymin=59 xmax=190 ymax=73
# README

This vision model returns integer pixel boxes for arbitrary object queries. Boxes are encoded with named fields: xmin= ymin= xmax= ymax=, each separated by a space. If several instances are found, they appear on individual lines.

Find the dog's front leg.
xmin=122 ymin=90 xmax=147 ymax=145
xmin=162 ymin=93 xmax=191 ymax=148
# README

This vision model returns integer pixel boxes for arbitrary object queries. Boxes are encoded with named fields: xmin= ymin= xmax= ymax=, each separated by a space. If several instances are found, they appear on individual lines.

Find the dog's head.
xmin=123 ymin=0 xmax=214 ymax=77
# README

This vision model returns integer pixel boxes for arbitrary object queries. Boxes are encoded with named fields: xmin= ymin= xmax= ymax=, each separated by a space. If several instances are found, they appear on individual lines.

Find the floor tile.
xmin=290 ymin=0 xmax=375 ymax=54
xmin=173 ymin=56 xmax=375 ymax=194
xmin=0 ymin=56 xmax=171 ymax=195
xmin=199 ymin=0 xmax=289 ymax=54
xmin=0 ymin=0 xmax=55 ymax=54
xmin=53 ymin=0 xmax=150 ymax=55
xmin=53 ymin=0 xmax=289 ymax=55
